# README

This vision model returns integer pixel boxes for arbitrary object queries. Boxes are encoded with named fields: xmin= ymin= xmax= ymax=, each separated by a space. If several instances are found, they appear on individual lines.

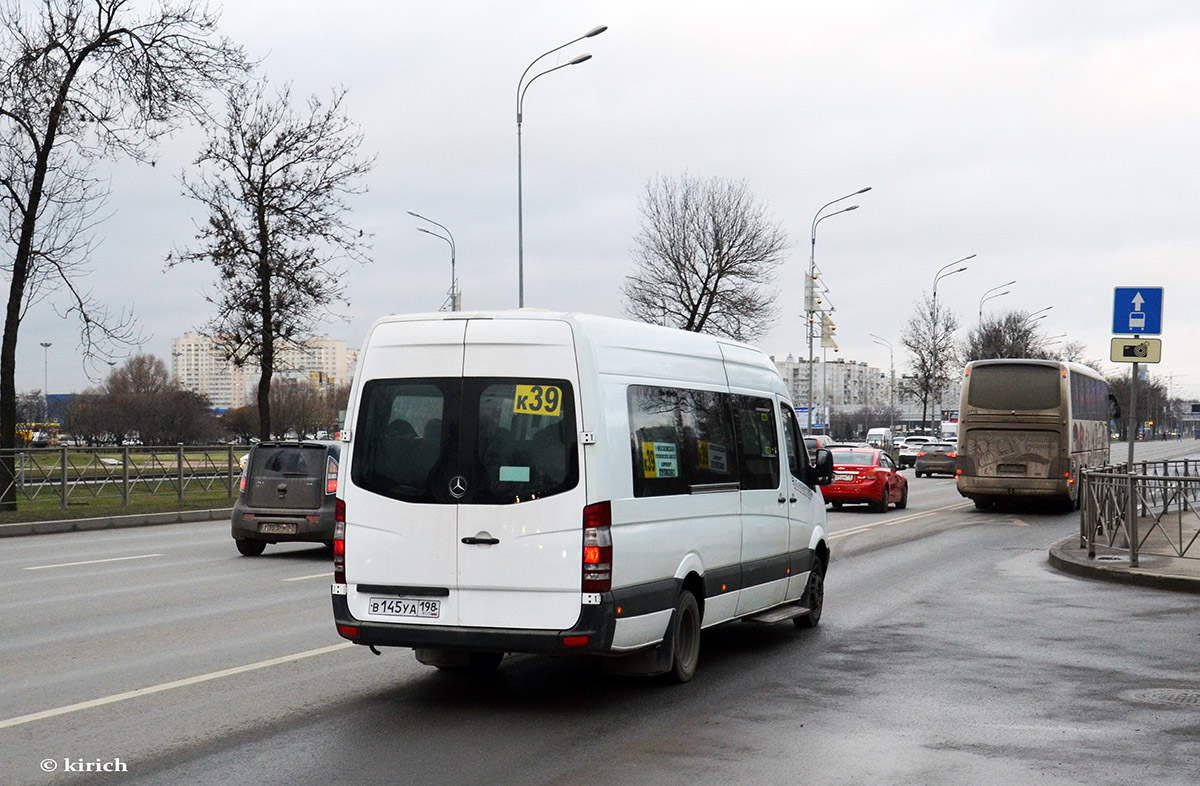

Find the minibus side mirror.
xmin=1108 ymin=393 xmax=1122 ymax=421
xmin=814 ymin=448 xmax=834 ymax=486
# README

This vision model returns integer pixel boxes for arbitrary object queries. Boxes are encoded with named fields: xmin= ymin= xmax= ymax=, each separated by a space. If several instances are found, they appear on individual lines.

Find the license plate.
xmin=259 ymin=522 xmax=297 ymax=535
xmin=368 ymin=597 xmax=441 ymax=619
xmin=834 ymin=472 xmax=855 ymax=482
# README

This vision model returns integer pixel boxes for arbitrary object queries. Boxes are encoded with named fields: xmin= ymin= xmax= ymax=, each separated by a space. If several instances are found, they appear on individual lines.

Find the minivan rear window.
xmin=351 ymin=377 xmax=578 ymax=505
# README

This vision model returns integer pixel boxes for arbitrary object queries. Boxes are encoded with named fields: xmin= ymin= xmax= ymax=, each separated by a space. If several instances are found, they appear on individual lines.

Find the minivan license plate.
xmin=368 ymin=597 xmax=441 ymax=619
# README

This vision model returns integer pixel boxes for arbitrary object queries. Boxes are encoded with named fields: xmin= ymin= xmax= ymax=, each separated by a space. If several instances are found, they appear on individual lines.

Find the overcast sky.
xmin=15 ymin=0 xmax=1200 ymax=401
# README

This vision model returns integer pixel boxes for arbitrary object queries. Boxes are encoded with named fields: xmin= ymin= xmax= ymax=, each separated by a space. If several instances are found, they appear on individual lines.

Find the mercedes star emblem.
xmin=449 ymin=475 xmax=467 ymax=499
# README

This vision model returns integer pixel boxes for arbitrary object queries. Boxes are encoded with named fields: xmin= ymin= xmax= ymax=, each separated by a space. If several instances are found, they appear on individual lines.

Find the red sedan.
xmin=822 ymin=447 xmax=908 ymax=512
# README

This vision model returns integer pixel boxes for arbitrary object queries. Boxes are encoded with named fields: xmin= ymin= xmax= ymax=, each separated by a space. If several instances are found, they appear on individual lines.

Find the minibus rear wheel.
xmin=667 ymin=591 xmax=701 ymax=683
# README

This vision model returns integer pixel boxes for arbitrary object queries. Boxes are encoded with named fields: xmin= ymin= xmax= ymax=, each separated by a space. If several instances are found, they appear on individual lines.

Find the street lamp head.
xmin=568 ymin=53 xmax=593 ymax=65
xmin=585 ymin=25 xmax=608 ymax=37
xmin=843 ymin=205 xmax=859 ymax=212
xmin=856 ymin=186 xmax=872 ymax=194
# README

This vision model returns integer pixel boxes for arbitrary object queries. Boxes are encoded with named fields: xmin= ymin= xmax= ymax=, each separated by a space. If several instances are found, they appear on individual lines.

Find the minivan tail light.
xmin=326 ymin=455 xmax=339 ymax=495
xmin=582 ymin=501 xmax=612 ymax=593
xmin=333 ymin=499 xmax=346 ymax=584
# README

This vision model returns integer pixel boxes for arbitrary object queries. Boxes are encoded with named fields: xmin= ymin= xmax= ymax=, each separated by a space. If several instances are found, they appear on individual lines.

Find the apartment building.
xmin=171 ymin=333 xmax=358 ymax=410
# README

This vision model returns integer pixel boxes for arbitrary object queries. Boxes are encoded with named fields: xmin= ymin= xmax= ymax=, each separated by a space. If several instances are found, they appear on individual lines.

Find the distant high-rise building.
xmin=171 ymin=333 xmax=358 ymax=410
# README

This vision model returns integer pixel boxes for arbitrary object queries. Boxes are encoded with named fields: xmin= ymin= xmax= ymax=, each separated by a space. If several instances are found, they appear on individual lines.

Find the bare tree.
xmin=961 ymin=310 xmax=1051 ymax=362
xmin=97 ymin=354 xmax=218 ymax=444
xmin=267 ymin=378 xmax=334 ymax=439
xmin=622 ymin=173 xmax=787 ymax=342
xmin=0 ymin=0 xmax=247 ymax=508
xmin=220 ymin=404 xmax=258 ymax=443
xmin=900 ymin=294 xmax=961 ymax=433
xmin=170 ymin=79 xmax=373 ymax=440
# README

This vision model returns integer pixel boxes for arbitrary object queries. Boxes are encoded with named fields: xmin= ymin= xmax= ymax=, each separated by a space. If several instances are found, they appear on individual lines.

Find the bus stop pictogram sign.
xmin=1112 ymin=287 xmax=1163 ymax=335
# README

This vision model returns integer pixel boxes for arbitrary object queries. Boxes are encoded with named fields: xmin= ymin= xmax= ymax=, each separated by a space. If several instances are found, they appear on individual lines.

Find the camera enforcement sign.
xmin=1110 ymin=337 xmax=1161 ymax=363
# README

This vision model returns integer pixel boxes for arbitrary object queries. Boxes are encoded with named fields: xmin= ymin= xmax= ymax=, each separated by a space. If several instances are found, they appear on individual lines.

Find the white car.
xmin=897 ymin=436 xmax=934 ymax=468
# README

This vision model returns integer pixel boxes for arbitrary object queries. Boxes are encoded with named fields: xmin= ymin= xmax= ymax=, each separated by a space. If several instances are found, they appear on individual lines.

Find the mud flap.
xmin=600 ymin=610 xmax=678 ymax=677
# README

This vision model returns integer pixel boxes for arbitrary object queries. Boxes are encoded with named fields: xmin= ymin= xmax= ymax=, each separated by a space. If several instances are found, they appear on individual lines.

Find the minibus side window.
xmin=629 ymin=386 xmax=690 ymax=498
xmin=690 ymin=389 xmax=736 ymax=486
xmin=732 ymin=396 xmax=780 ymax=491
xmin=628 ymin=385 xmax=737 ymax=498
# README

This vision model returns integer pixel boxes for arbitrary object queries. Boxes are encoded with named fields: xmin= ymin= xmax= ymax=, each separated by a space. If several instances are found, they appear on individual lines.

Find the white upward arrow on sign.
xmin=1132 ymin=292 xmax=1145 ymax=311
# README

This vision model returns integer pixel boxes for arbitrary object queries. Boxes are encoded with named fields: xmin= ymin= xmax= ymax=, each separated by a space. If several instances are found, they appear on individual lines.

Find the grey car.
xmin=913 ymin=441 xmax=957 ymax=478
xmin=231 ymin=440 xmax=340 ymax=556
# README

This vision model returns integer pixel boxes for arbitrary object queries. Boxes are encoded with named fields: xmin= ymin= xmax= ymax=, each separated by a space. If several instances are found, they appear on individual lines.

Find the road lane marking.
xmin=828 ymin=502 xmax=974 ymax=540
xmin=24 ymin=554 xmax=164 ymax=571
xmin=0 ymin=642 xmax=353 ymax=729
xmin=284 ymin=572 xmax=334 ymax=582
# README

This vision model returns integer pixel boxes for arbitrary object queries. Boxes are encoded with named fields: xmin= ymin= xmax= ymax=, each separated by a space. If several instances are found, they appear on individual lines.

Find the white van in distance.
xmin=331 ymin=311 xmax=833 ymax=682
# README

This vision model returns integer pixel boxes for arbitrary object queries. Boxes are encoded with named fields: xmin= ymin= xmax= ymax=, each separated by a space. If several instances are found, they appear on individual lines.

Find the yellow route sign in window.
xmin=513 ymin=384 xmax=563 ymax=416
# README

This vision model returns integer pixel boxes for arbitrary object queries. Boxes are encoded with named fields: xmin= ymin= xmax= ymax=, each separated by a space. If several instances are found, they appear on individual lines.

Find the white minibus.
xmin=331 ymin=311 xmax=833 ymax=682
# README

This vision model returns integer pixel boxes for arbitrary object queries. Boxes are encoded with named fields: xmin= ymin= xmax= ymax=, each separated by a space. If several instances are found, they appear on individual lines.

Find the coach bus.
xmin=955 ymin=359 xmax=1110 ymax=510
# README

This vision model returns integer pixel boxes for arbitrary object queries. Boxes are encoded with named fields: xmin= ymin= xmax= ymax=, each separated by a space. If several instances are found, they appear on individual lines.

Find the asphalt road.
xmin=2 ymin=452 xmax=1199 ymax=785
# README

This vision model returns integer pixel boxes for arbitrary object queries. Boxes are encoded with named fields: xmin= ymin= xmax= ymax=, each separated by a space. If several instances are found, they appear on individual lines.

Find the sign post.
xmin=1112 ymin=287 xmax=1164 ymax=566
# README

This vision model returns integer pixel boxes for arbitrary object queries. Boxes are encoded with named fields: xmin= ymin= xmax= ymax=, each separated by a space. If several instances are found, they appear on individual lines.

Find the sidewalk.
xmin=1049 ymin=439 xmax=1200 ymax=594
xmin=0 ymin=508 xmax=232 ymax=538
xmin=1049 ymin=535 xmax=1200 ymax=595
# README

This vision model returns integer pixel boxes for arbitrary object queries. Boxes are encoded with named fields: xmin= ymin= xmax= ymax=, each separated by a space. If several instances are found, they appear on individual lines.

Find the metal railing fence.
xmin=0 ymin=445 xmax=239 ymax=511
xmin=1080 ymin=460 xmax=1200 ymax=566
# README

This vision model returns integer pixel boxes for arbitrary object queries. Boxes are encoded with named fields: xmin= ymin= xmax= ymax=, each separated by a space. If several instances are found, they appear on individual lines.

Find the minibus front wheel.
xmin=795 ymin=558 xmax=825 ymax=629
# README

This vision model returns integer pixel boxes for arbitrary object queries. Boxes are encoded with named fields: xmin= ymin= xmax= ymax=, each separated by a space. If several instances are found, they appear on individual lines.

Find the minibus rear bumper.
xmin=331 ymin=593 xmax=617 ymax=654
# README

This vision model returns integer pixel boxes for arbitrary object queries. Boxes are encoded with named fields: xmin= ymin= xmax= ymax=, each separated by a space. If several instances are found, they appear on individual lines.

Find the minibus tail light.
xmin=582 ymin=501 xmax=612 ymax=593
xmin=333 ymin=500 xmax=346 ymax=584
xmin=326 ymin=455 xmax=339 ymax=495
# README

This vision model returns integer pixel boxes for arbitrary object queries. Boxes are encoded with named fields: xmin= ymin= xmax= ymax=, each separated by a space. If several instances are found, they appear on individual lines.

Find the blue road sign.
xmin=1113 ymin=286 xmax=1163 ymax=335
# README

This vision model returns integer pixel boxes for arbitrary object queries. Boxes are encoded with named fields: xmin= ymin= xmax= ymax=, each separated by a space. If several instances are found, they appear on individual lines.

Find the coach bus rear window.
xmin=968 ymin=365 xmax=1061 ymax=411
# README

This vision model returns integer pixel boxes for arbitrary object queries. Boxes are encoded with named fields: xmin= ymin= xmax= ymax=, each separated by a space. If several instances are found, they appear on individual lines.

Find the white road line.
xmin=284 ymin=572 xmax=334 ymax=582
xmin=0 ymin=642 xmax=353 ymax=729
xmin=828 ymin=502 xmax=974 ymax=540
xmin=24 ymin=554 xmax=164 ymax=571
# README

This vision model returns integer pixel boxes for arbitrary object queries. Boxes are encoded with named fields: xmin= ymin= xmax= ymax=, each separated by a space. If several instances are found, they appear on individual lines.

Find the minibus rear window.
xmin=352 ymin=377 xmax=578 ymax=505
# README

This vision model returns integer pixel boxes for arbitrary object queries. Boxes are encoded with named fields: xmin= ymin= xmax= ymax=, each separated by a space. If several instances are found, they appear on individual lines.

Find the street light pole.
xmin=1021 ymin=305 xmax=1053 ymax=325
xmin=39 ymin=342 xmax=51 ymax=418
xmin=407 ymin=210 xmax=458 ymax=311
xmin=930 ymin=254 xmax=974 ymax=434
xmin=806 ymin=186 xmax=871 ymax=432
xmin=978 ymin=279 xmax=1016 ymax=321
xmin=870 ymin=333 xmax=894 ymax=433
xmin=516 ymin=25 xmax=606 ymax=309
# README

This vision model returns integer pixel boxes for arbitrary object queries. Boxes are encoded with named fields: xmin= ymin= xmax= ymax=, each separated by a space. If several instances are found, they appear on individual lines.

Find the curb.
xmin=0 ymin=508 xmax=233 ymax=539
xmin=1048 ymin=537 xmax=1200 ymax=595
